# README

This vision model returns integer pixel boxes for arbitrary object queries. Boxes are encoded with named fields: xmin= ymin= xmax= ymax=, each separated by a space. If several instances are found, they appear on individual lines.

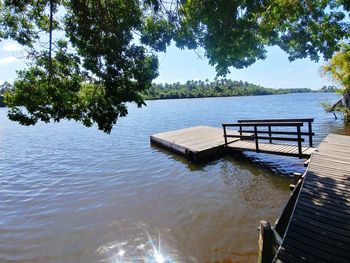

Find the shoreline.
xmin=144 ymin=91 xmax=336 ymax=102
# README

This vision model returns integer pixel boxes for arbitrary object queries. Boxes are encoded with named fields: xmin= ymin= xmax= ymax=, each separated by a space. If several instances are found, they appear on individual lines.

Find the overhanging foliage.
xmin=1 ymin=0 xmax=349 ymax=132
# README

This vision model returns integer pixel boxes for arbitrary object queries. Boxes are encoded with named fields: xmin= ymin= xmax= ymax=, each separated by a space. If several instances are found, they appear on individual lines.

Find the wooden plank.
xmin=300 ymin=189 xmax=350 ymax=207
xmin=284 ymin=236 xmax=350 ymax=262
xmin=287 ymin=224 xmax=350 ymax=256
xmin=298 ymin=194 xmax=350 ymax=217
xmin=276 ymin=249 xmax=309 ymax=263
xmin=274 ymin=134 xmax=350 ymax=262
xmin=279 ymin=242 xmax=330 ymax=263
xmin=305 ymin=172 xmax=350 ymax=187
xmin=314 ymin=152 xmax=350 ymax=162
xmin=306 ymin=165 xmax=350 ymax=177
xmin=317 ymin=145 xmax=350 ymax=154
xmin=293 ymin=212 xmax=350 ymax=238
xmin=295 ymin=206 xmax=350 ymax=232
xmin=227 ymin=141 xmax=315 ymax=158
xmin=223 ymin=121 xmax=304 ymax=127
xmin=297 ymin=199 xmax=350 ymax=220
xmin=302 ymin=181 xmax=350 ymax=200
xmin=238 ymin=118 xmax=314 ymax=123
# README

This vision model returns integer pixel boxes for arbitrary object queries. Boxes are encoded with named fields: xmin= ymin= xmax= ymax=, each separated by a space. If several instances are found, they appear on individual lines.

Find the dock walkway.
xmin=227 ymin=141 xmax=315 ymax=158
xmin=270 ymin=133 xmax=350 ymax=262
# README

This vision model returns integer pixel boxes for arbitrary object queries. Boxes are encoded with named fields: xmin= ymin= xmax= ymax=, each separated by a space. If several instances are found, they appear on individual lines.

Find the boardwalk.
xmin=263 ymin=134 xmax=350 ymax=263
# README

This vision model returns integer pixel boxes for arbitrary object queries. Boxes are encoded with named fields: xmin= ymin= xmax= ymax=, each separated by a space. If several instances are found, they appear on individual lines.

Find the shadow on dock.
xmin=260 ymin=134 xmax=350 ymax=262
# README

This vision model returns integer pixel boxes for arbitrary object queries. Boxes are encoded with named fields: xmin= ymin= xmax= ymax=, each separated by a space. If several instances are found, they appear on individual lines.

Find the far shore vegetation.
xmin=0 ymin=80 xmax=338 ymax=107
xmin=143 ymin=79 xmax=337 ymax=100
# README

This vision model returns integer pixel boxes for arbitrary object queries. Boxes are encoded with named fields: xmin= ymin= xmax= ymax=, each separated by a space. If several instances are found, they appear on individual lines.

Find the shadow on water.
xmin=223 ymin=152 xmax=305 ymax=176
xmin=150 ymin=143 xmax=222 ymax=172
xmin=151 ymin=142 xmax=304 ymax=177
xmin=151 ymin=142 xmax=297 ymax=197
xmin=219 ymin=154 xmax=292 ymax=197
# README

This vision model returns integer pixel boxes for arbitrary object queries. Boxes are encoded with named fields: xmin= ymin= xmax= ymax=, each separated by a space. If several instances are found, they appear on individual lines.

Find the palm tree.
xmin=321 ymin=44 xmax=350 ymax=121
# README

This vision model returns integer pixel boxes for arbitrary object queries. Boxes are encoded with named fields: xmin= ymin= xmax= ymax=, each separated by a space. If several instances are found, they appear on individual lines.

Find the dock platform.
xmin=150 ymin=126 xmax=241 ymax=162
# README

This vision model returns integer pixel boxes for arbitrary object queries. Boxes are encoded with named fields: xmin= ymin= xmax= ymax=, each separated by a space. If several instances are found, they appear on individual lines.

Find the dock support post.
xmin=258 ymin=221 xmax=273 ymax=263
xmin=223 ymin=125 xmax=228 ymax=146
xmin=290 ymin=172 xmax=303 ymax=190
xmin=268 ymin=125 xmax=272 ymax=143
xmin=308 ymin=121 xmax=313 ymax=147
xmin=297 ymin=126 xmax=302 ymax=158
xmin=293 ymin=172 xmax=303 ymax=185
xmin=254 ymin=125 xmax=259 ymax=152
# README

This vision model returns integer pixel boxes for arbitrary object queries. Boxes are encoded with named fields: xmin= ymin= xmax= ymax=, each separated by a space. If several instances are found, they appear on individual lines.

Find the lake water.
xmin=0 ymin=93 xmax=349 ymax=263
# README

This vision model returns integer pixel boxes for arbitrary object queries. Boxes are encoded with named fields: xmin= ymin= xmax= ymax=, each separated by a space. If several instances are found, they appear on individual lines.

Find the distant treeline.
xmin=143 ymin=79 xmax=338 ymax=100
xmin=0 ymin=80 xmax=339 ymax=107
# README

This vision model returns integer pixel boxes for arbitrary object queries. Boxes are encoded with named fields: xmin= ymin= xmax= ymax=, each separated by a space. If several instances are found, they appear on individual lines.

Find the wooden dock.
xmin=259 ymin=133 xmax=350 ymax=263
xmin=150 ymin=126 xmax=242 ymax=162
xmin=151 ymin=118 xmax=316 ymax=162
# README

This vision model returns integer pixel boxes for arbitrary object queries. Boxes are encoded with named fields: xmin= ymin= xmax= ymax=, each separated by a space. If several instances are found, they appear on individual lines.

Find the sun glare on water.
xmin=98 ymin=228 xmax=178 ymax=263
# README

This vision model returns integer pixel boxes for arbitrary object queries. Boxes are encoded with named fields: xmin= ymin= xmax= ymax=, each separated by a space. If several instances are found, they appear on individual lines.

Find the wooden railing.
xmin=237 ymin=118 xmax=314 ymax=147
xmin=222 ymin=119 xmax=314 ymax=158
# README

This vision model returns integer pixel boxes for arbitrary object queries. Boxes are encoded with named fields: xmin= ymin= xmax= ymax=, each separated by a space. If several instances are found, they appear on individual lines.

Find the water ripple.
xmin=0 ymin=93 xmax=348 ymax=262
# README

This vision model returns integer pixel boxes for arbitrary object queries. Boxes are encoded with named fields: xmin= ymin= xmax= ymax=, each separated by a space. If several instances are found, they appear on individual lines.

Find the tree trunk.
xmin=342 ymin=89 xmax=350 ymax=122
xmin=342 ymin=90 xmax=350 ymax=108
xmin=49 ymin=0 xmax=53 ymax=78
xmin=330 ymin=89 xmax=350 ymax=121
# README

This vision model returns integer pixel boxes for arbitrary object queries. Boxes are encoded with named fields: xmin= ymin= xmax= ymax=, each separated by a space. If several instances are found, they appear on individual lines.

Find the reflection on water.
xmin=97 ymin=225 xmax=180 ymax=263
xmin=0 ymin=93 xmax=348 ymax=262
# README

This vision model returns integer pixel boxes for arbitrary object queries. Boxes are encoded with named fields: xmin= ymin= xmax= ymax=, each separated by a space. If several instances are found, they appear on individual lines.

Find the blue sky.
xmin=0 ymin=40 xmax=333 ymax=90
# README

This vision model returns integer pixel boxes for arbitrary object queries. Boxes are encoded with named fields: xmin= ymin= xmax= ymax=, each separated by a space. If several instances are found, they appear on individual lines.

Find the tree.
xmin=2 ymin=0 xmax=159 ymax=132
xmin=143 ymin=0 xmax=350 ymax=74
xmin=321 ymin=43 xmax=350 ymax=121
xmin=1 ymin=0 xmax=350 ymax=132
xmin=0 ymin=81 xmax=12 ymax=107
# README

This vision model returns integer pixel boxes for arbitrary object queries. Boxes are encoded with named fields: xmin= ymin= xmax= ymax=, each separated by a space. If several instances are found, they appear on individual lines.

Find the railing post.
xmin=239 ymin=125 xmax=243 ymax=140
xmin=297 ymin=125 xmax=302 ymax=158
xmin=254 ymin=125 xmax=259 ymax=152
xmin=308 ymin=121 xmax=313 ymax=147
xmin=223 ymin=125 xmax=228 ymax=146
xmin=268 ymin=125 xmax=272 ymax=143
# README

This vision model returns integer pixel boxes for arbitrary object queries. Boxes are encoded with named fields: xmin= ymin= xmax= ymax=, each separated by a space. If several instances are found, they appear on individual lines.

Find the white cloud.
xmin=0 ymin=56 xmax=19 ymax=65
xmin=3 ymin=42 xmax=22 ymax=52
